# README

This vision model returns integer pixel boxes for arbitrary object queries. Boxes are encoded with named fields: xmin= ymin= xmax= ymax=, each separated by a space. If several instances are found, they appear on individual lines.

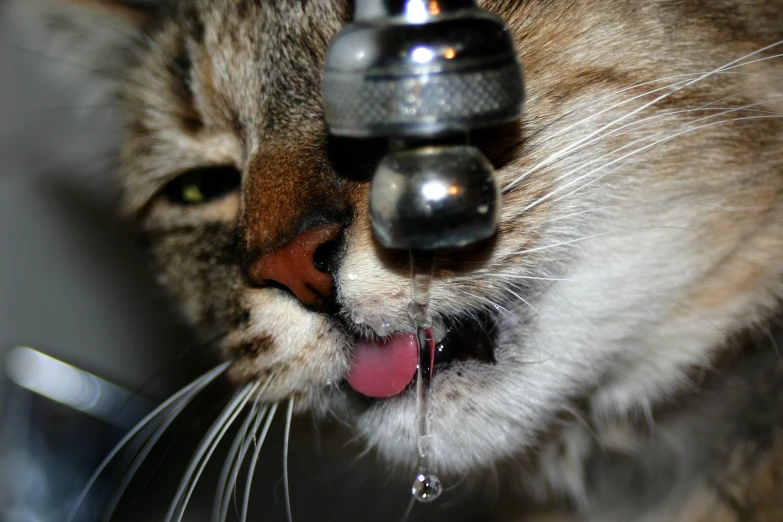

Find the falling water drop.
xmin=412 ymin=471 xmax=443 ymax=502
xmin=375 ymin=322 xmax=391 ymax=337
xmin=408 ymin=251 xmax=443 ymax=503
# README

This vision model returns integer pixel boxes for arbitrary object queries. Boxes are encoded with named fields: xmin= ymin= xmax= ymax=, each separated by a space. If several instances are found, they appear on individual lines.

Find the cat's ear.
xmin=6 ymin=0 xmax=162 ymax=95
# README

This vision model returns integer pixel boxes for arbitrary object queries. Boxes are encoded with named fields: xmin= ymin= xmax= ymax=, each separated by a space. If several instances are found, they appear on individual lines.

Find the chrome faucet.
xmin=323 ymin=0 xmax=524 ymax=250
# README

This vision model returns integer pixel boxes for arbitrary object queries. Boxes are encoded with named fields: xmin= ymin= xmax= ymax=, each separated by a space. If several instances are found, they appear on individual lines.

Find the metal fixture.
xmin=323 ymin=0 xmax=524 ymax=249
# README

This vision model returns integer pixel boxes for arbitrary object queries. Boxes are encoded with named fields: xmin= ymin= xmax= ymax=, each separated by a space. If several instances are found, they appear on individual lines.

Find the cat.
xmin=11 ymin=0 xmax=783 ymax=520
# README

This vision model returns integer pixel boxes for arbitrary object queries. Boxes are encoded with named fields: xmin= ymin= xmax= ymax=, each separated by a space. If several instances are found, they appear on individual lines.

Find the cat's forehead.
xmin=178 ymin=0 xmax=348 ymax=49
xmin=170 ymin=0 xmax=346 ymax=128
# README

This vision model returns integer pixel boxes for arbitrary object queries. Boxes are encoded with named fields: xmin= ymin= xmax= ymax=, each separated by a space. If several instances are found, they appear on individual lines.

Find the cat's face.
xmin=23 ymin=0 xmax=783 ymax=480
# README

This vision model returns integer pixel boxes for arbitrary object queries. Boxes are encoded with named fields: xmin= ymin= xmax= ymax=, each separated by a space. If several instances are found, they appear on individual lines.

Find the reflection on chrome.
xmin=1 ymin=346 xmax=154 ymax=522
xmin=6 ymin=346 xmax=148 ymax=429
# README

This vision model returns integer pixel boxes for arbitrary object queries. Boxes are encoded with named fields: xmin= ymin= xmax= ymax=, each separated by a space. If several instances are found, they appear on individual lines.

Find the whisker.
xmin=101 ymin=399 xmax=191 ymax=522
xmin=536 ymin=112 xmax=783 ymax=214
xmin=546 ymin=285 xmax=602 ymax=330
xmin=242 ymin=402 xmax=279 ymax=522
xmin=542 ymin=93 xmax=782 ymax=195
xmin=213 ymin=402 xmax=261 ymax=522
xmin=504 ymin=40 xmax=783 ymax=193
xmin=760 ymin=324 xmax=781 ymax=358
xmin=520 ymin=93 xmax=783 ymax=217
xmin=512 ymin=226 xmax=692 ymax=257
xmin=283 ymin=397 xmax=295 ymax=522
xmin=564 ymin=94 xmax=783 ymax=177
xmin=539 ymin=197 xmax=769 ymax=227
xmin=400 ymin=495 xmax=416 ymax=522
xmin=492 ymin=274 xmax=720 ymax=332
xmin=346 ymin=436 xmax=374 ymax=464
xmin=461 ymin=288 xmax=518 ymax=321
xmin=65 ymin=360 xmax=233 ymax=522
xmin=218 ymin=376 xmax=275 ymax=522
xmin=720 ymin=51 xmax=783 ymax=72
xmin=517 ymin=77 xmax=696 ymax=167
xmin=503 ymin=285 xmax=581 ymax=364
xmin=540 ymin=93 xmax=760 ymax=180
xmin=501 ymin=77 xmax=695 ymax=188
xmin=165 ymin=381 xmax=259 ymax=522
xmin=226 ymin=404 xmax=269 ymax=522
xmin=495 ymin=64 xmax=781 ymax=167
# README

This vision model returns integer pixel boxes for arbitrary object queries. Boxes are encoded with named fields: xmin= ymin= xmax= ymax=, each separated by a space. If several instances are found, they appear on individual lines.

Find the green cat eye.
xmin=163 ymin=166 xmax=241 ymax=206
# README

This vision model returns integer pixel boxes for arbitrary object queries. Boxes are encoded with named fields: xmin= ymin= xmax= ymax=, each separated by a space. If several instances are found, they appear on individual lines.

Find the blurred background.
xmin=0 ymin=2 xmax=493 ymax=520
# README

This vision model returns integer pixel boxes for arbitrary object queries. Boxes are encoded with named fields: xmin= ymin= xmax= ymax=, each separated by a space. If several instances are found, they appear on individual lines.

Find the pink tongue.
xmin=346 ymin=333 xmax=418 ymax=398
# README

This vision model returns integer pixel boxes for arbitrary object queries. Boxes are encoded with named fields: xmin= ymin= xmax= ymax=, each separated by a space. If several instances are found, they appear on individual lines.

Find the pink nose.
xmin=247 ymin=223 xmax=342 ymax=306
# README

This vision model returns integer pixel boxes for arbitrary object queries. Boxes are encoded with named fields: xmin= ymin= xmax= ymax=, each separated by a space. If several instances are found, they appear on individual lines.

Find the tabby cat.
xmin=12 ymin=0 xmax=783 ymax=520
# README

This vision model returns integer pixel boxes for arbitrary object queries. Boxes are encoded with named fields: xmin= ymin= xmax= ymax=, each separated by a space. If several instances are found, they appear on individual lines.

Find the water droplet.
xmin=417 ymin=434 xmax=431 ymax=459
xmin=431 ymin=315 xmax=448 ymax=343
xmin=375 ymin=322 xmax=391 ymax=337
xmin=347 ymin=273 xmax=358 ymax=281
xmin=323 ymin=378 xmax=333 ymax=386
xmin=407 ymin=301 xmax=432 ymax=328
xmin=351 ymin=312 xmax=365 ymax=324
xmin=412 ymin=471 xmax=442 ymax=503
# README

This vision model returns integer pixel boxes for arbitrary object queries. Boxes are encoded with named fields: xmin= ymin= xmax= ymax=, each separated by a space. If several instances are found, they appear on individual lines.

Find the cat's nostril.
xmin=247 ymin=223 xmax=342 ymax=307
xmin=313 ymin=237 xmax=341 ymax=273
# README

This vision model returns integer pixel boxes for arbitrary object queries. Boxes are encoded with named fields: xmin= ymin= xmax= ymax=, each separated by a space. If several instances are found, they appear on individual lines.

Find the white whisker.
xmin=542 ymin=93 xmax=759 ymax=179
xmin=504 ymin=40 xmax=783 ymax=193
xmin=283 ymin=397 xmax=295 ymax=522
xmin=165 ymin=381 xmax=258 ymax=522
xmin=512 ymin=226 xmax=691 ymax=257
xmin=565 ymin=94 xmax=783 ymax=179
xmin=558 ymin=94 xmax=783 ymax=182
xmin=400 ymin=495 xmax=416 ymax=522
xmin=538 ymin=113 xmax=783 ymax=214
xmin=503 ymin=284 xmax=581 ymax=364
xmin=502 ymin=63 xmax=782 ymax=167
xmin=65 ymin=360 xmax=233 ymax=522
xmin=214 ymin=402 xmax=261 ymax=522
xmin=540 ymin=197 xmax=770 ymax=227
xmin=102 ymin=399 xmax=190 ymax=522
xmin=462 ymin=288 xmax=517 ymax=321
xmin=521 ymin=96 xmax=783 ymax=217
xmin=493 ymin=273 xmax=720 ymax=331
xmin=242 ymin=401 xmax=279 ymax=522
xmin=504 ymin=77 xmax=694 ymax=190
xmin=224 ymin=404 xmax=269 ymax=522
xmin=217 ymin=376 xmax=275 ymax=522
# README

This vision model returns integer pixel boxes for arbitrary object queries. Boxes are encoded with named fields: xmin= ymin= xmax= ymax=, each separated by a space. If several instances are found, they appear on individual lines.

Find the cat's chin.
xmin=324 ymin=311 xmax=523 ymax=475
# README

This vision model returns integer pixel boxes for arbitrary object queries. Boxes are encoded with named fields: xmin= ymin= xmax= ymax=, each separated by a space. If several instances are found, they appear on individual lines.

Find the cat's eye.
xmin=162 ymin=166 xmax=242 ymax=205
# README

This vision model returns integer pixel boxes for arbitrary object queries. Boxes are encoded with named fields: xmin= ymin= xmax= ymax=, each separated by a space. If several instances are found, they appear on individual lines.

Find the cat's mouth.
xmin=342 ymin=313 xmax=498 ymax=399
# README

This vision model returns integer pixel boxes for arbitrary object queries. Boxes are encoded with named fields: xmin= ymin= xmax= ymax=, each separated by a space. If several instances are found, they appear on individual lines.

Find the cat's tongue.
xmin=346 ymin=333 xmax=418 ymax=398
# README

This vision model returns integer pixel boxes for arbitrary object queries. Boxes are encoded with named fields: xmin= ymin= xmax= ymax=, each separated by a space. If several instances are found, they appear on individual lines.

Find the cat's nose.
xmin=246 ymin=223 xmax=342 ymax=307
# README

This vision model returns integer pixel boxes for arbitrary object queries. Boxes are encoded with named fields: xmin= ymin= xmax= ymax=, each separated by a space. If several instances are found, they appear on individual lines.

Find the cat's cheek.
xmin=221 ymin=290 xmax=351 ymax=403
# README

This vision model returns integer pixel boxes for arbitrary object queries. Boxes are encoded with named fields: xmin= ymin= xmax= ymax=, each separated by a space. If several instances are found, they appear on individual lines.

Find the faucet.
xmin=322 ymin=0 xmax=524 ymax=250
